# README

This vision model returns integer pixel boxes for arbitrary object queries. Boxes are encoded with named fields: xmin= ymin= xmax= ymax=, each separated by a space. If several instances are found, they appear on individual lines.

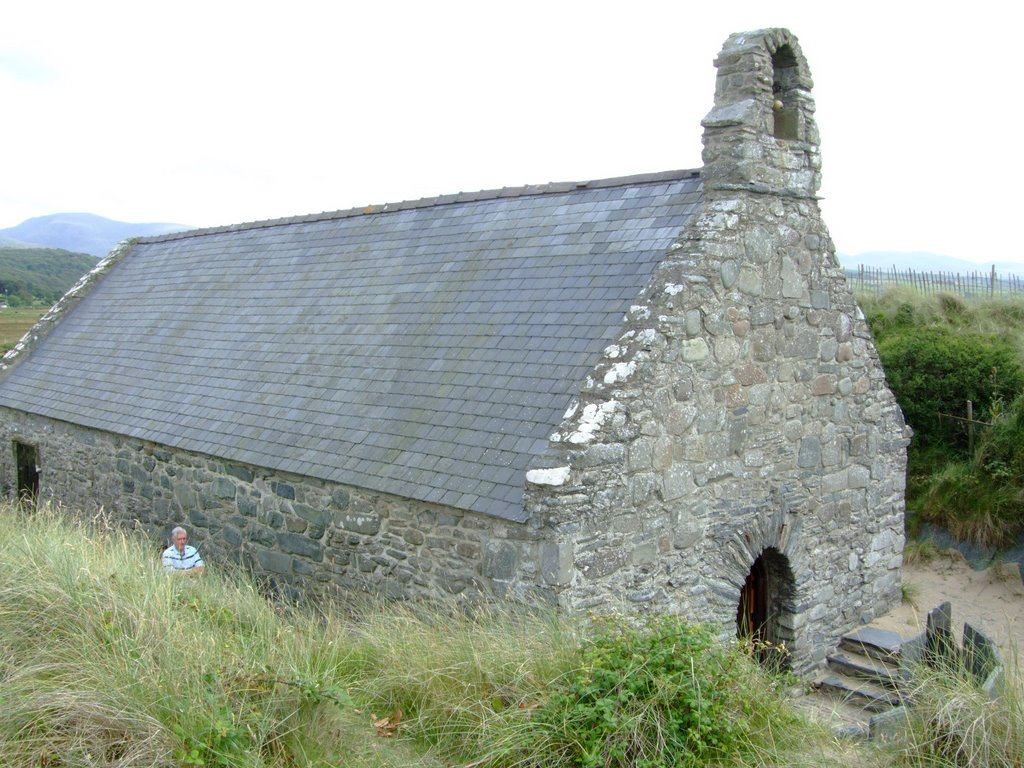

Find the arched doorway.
xmin=736 ymin=547 xmax=796 ymax=668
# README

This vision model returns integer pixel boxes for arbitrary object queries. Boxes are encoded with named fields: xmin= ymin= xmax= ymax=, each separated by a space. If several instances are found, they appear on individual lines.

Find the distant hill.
xmin=0 ymin=248 xmax=98 ymax=305
xmin=838 ymin=250 xmax=1024 ymax=277
xmin=0 ymin=213 xmax=190 ymax=257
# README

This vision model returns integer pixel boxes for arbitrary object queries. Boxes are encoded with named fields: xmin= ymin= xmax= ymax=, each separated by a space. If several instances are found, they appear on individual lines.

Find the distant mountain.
xmin=838 ymin=250 xmax=1024 ymax=277
xmin=0 ymin=213 xmax=190 ymax=257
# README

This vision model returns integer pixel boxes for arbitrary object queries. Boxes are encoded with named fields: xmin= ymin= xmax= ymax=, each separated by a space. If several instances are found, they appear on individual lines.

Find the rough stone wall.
xmin=524 ymin=29 xmax=908 ymax=672
xmin=0 ymin=409 xmax=552 ymax=605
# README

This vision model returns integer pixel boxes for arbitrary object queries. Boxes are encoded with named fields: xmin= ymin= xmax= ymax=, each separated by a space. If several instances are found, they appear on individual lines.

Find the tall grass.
xmin=0 ymin=503 xmax=834 ymax=767
xmin=894 ymin=654 xmax=1024 ymax=768
xmin=3 ymin=502 xmax=1019 ymax=767
xmin=0 ymin=505 xmax=375 ymax=766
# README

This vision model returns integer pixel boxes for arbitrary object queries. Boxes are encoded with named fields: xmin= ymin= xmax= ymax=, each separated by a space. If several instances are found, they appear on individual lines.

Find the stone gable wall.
xmin=0 ymin=409 xmax=552 ymax=604
xmin=523 ymin=29 xmax=908 ymax=672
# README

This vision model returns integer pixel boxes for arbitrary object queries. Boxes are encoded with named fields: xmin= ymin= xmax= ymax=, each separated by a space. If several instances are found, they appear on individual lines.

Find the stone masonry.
xmin=522 ymin=29 xmax=909 ymax=671
xmin=0 ymin=410 xmax=552 ymax=605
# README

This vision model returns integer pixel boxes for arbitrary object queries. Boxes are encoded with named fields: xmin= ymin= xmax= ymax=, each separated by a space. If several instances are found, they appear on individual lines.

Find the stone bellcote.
xmin=701 ymin=28 xmax=821 ymax=199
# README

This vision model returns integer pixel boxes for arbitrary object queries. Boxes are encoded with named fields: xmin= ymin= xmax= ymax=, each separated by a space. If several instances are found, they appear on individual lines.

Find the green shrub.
xmin=877 ymin=327 xmax=1023 ymax=451
xmin=530 ymin=615 xmax=797 ymax=768
xmin=918 ymin=393 xmax=1024 ymax=547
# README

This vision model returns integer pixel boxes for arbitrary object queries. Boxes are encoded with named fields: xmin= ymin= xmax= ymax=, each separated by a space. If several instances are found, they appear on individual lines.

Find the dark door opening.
xmin=737 ymin=555 xmax=769 ymax=644
xmin=14 ymin=441 xmax=40 ymax=508
xmin=736 ymin=547 xmax=795 ymax=669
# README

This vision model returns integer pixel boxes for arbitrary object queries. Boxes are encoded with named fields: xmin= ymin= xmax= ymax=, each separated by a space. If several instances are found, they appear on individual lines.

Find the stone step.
xmin=839 ymin=626 xmax=904 ymax=663
xmin=790 ymin=690 xmax=871 ymax=740
xmin=814 ymin=672 xmax=904 ymax=713
xmin=826 ymin=650 xmax=907 ymax=691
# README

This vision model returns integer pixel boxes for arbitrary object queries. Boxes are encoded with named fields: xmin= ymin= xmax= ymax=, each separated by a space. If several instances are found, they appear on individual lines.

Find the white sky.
xmin=0 ymin=1 xmax=1019 ymax=263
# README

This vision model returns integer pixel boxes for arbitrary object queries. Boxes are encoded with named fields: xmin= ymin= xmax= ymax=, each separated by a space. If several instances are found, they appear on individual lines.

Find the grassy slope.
xmin=0 ymin=505 xmax=866 ymax=768
xmin=0 ymin=306 xmax=47 ymax=353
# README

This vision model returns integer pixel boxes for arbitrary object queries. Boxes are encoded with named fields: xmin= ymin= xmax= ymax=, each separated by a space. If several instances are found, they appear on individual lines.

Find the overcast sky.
xmin=1 ymin=1 xmax=1018 ymax=263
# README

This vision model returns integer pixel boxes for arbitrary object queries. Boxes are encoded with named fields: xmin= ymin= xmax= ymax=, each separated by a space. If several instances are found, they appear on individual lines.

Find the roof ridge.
xmin=136 ymin=168 xmax=701 ymax=244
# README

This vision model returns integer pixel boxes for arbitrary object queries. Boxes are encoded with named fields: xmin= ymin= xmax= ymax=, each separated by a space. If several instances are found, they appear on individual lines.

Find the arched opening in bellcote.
xmin=771 ymin=44 xmax=801 ymax=141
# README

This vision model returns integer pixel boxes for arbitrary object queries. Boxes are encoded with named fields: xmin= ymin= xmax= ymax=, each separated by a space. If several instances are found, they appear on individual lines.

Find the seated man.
xmin=162 ymin=526 xmax=205 ymax=574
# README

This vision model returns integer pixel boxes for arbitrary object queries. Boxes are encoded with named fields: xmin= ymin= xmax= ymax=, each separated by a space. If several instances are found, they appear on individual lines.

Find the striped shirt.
xmin=162 ymin=544 xmax=204 ymax=572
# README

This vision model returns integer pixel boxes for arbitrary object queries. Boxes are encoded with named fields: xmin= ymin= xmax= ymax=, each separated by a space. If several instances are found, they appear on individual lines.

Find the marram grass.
xmin=2 ymin=503 xmax=1019 ymax=767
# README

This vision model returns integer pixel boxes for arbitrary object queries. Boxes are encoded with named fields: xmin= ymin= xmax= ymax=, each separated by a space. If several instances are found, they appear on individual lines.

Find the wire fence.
xmin=846 ymin=265 xmax=1024 ymax=299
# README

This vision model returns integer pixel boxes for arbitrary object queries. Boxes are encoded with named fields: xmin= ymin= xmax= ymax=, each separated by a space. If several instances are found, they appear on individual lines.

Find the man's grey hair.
xmin=171 ymin=526 xmax=187 ymax=538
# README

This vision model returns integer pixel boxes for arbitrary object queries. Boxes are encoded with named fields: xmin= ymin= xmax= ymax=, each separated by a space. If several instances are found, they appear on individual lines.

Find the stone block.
xmin=285 ymin=516 xmax=308 ymax=533
xmin=541 ymin=541 xmax=573 ymax=586
xmin=272 ymin=481 xmax=295 ymax=500
xmin=810 ymin=375 xmax=836 ymax=396
xmin=848 ymin=464 xmax=870 ymax=488
xmin=963 ymin=623 xmax=1000 ymax=682
xmin=631 ymin=542 xmax=657 ymax=565
xmin=250 ymin=526 xmax=276 ymax=547
xmin=797 ymin=437 xmax=820 ymax=468
xmin=577 ymin=442 xmax=625 ymax=468
xmin=681 ymin=338 xmax=710 ymax=362
xmin=294 ymin=503 xmax=329 ymax=526
xmin=336 ymin=511 xmax=381 ymax=535
xmin=225 ymin=464 xmax=254 ymax=482
xmin=174 ymin=484 xmax=198 ymax=509
xmin=734 ymin=363 xmax=767 ymax=386
xmin=926 ymin=601 xmax=955 ymax=665
xmin=720 ymin=260 xmax=738 ymax=288
xmin=737 ymin=266 xmax=763 ymax=295
xmin=436 ymin=512 xmax=459 ymax=527
xmin=627 ymin=438 xmax=654 ymax=473
xmin=661 ymin=464 xmax=694 ymax=501
xmin=576 ymin=547 xmax=628 ymax=579
xmin=403 ymin=528 xmax=426 ymax=546
xmin=278 ymin=532 xmax=324 ymax=561
xmin=482 ymin=541 xmax=518 ymax=580
xmin=236 ymin=496 xmax=257 ymax=517
xmin=222 ymin=524 xmax=243 ymax=546
xmin=256 ymin=549 xmax=292 ymax=574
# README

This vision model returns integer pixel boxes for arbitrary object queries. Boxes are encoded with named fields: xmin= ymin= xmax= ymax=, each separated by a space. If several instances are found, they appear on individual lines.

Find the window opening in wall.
xmin=736 ymin=547 xmax=796 ymax=670
xmin=14 ymin=441 xmax=40 ymax=509
xmin=771 ymin=45 xmax=800 ymax=140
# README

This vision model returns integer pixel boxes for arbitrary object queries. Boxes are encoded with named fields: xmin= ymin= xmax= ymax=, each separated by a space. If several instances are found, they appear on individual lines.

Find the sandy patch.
xmin=872 ymin=551 xmax=1024 ymax=657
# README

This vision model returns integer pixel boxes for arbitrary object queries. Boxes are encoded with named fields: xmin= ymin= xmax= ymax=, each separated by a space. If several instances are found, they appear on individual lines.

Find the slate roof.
xmin=0 ymin=170 xmax=703 ymax=521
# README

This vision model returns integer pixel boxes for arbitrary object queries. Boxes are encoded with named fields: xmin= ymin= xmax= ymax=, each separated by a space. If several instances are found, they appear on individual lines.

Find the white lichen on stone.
xmin=635 ymin=328 xmax=659 ymax=346
xmin=603 ymin=344 xmax=623 ymax=359
xmin=567 ymin=400 xmax=617 ymax=444
xmin=562 ymin=400 xmax=579 ymax=420
xmin=627 ymin=305 xmax=651 ymax=321
xmin=526 ymin=466 xmax=571 ymax=486
xmin=664 ymin=283 xmax=685 ymax=296
xmin=603 ymin=361 xmax=636 ymax=385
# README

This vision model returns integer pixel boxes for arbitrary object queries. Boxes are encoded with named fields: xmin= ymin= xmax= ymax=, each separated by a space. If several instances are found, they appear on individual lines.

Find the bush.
xmin=919 ymin=394 xmax=1024 ymax=547
xmin=877 ymin=327 xmax=1023 ymax=452
xmin=529 ymin=616 xmax=797 ymax=768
